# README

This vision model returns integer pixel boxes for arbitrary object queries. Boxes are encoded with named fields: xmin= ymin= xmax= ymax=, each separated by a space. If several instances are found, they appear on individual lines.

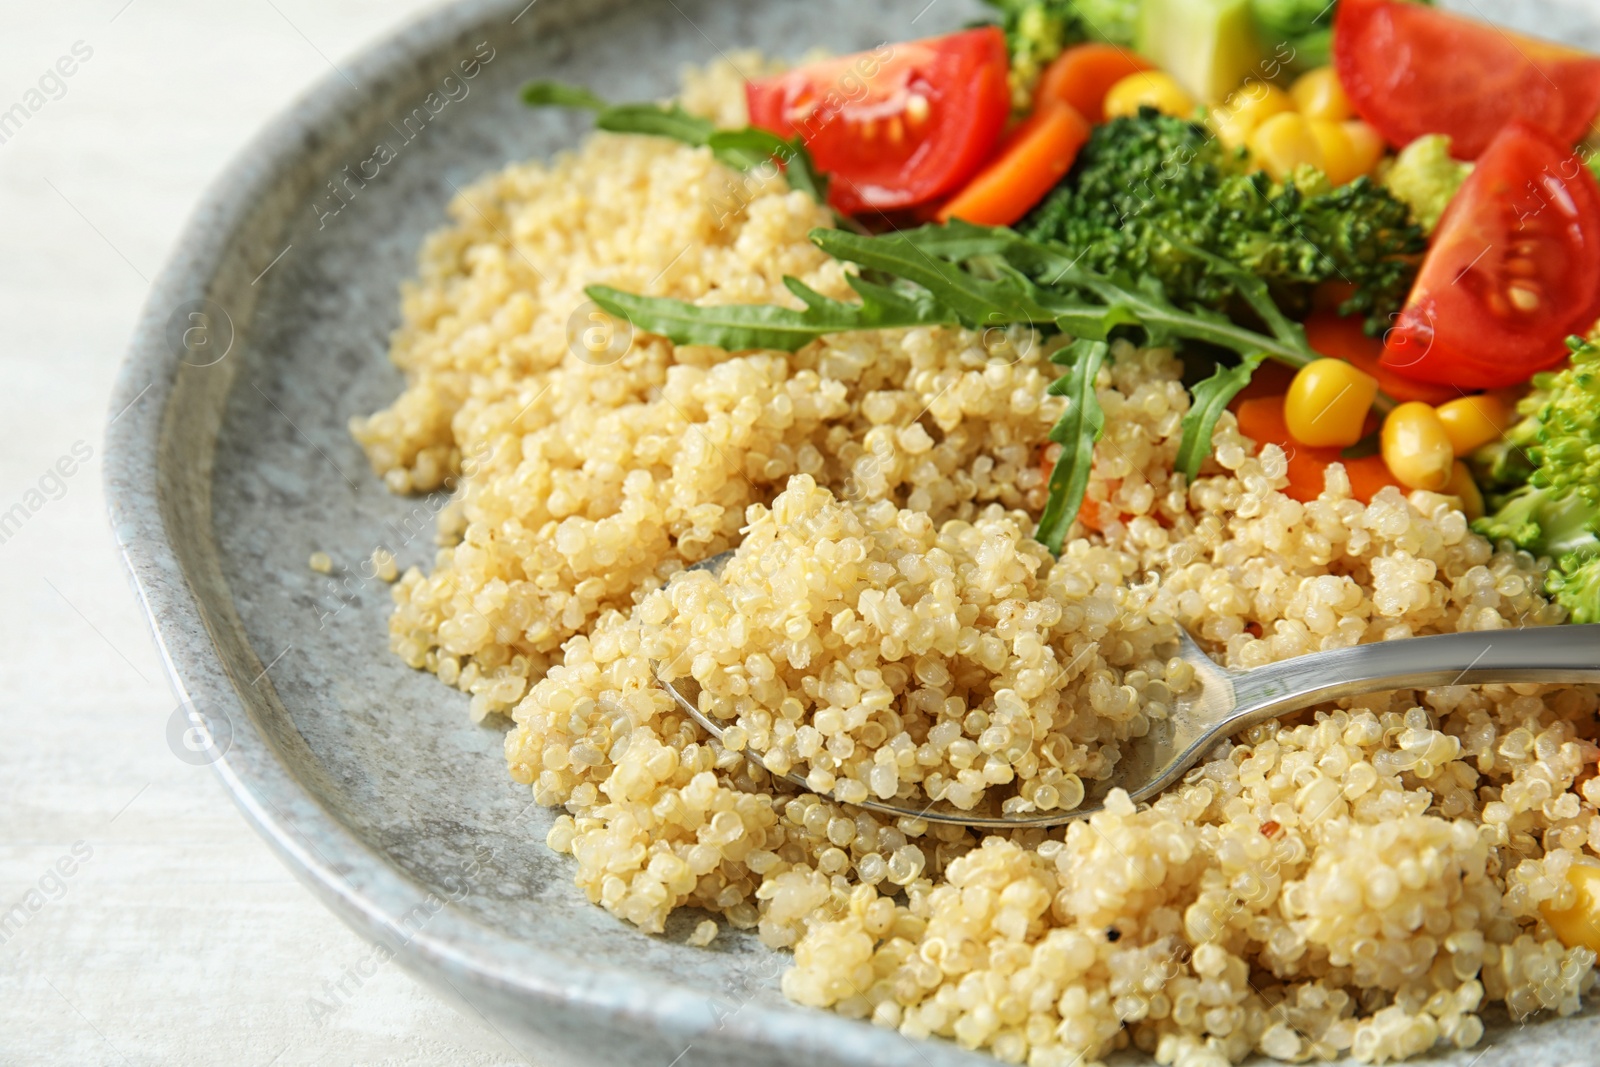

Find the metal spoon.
xmin=656 ymin=551 xmax=1600 ymax=829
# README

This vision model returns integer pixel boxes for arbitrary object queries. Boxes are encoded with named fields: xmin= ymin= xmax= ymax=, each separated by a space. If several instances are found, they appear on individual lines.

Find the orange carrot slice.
xmin=1036 ymin=44 xmax=1155 ymax=124
xmin=937 ymin=104 xmax=1091 ymax=227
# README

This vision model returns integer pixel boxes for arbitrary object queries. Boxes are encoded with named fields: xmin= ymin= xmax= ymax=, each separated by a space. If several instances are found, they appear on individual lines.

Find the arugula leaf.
xmin=778 ymin=143 xmax=831 ymax=206
xmin=521 ymin=81 xmax=608 ymax=110
xmin=1036 ymin=340 xmax=1109 ymax=554
xmin=594 ymin=103 xmax=716 ymax=145
xmin=523 ymin=80 xmax=714 ymax=144
xmin=812 ymin=229 xmax=1063 ymax=328
xmin=706 ymin=129 xmax=831 ymax=204
xmin=523 ymin=80 xmax=833 ymax=208
xmin=1175 ymin=353 xmax=1266 ymax=482
xmin=893 ymin=224 xmax=1331 ymax=373
xmin=585 ymin=274 xmax=953 ymax=353
xmin=705 ymin=127 xmax=791 ymax=169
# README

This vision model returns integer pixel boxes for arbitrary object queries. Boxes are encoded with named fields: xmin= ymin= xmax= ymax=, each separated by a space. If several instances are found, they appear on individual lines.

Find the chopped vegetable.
xmin=982 ymin=0 xmax=1141 ymax=109
xmin=1540 ymin=861 xmax=1600 ymax=953
xmin=1302 ymin=311 xmax=1455 ymax=405
xmin=1035 ymin=43 xmax=1152 ymax=123
xmin=1380 ymin=134 xmax=1471 ymax=233
xmin=1235 ymin=395 xmax=1401 ymax=502
xmin=1382 ymin=122 xmax=1600 ymax=391
xmin=1314 ymin=120 xmax=1386 ymax=187
xmin=1381 ymin=401 xmax=1454 ymax=491
xmin=1103 ymin=71 xmax=1196 ymax=119
xmin=1474 ymin=336 xmax=1600 ymax=623
xmin=1210 ymin=82 xmax=1294 ymax=150
xmin=1284 ymin=358 xmax=1379 ymax=448
xmin=1020 ymin=111 xmax=1426 ymax=332
xmin=1136 ymin=0 xmax=1269 ymax=105
xmin=744 ymin=28 xmax=1010 ymax=215
xmin=1250 ymin=0 xmax=1340 ymax=69
xmin=937 ymin=104 xmax=1091 ymax=226
xmin=1334 ymin=0 xmax=1600 ymax=159
xmin=1248 ymin=112 xmax=1323 ymax=180
xmin=1445 ymin=461 xmax=1485 ymax=520
xmin=1289 ymin=66 xmax=1353 ymax=122
xmin=1435 ymin=394 xmax=1511 ymax=457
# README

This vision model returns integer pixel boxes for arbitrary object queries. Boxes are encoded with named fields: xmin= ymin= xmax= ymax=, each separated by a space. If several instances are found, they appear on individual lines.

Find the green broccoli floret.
xmin=1381 ymin=134 xmax=1473 ymax=233
xmin=1547 ymin=557 xmax=1600 ymax=624
xmin=1473 ymin=336 xmax=1600 ymax=623
xmin=1019 ymin=110 xmax=1426 ymax=331
xmin=1251 ymin=0 xmax=1336 ymax=67
xmin=982 ymin=0 xmax=1139 ymax=109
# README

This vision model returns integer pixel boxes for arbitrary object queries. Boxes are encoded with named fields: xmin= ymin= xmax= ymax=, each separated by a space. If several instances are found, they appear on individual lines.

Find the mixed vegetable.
xmin=523 ymin=0 xmax=1600 ymax=624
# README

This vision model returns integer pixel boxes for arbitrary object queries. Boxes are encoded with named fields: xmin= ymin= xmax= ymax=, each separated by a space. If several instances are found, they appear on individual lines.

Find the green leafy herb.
xmin=813 ymin=229 xmax=1064 ymax=328
xmin=595 ymin=104 xmax=717 ymax=145
xmin=523 ymin=81 xmax=715 ymax=144
xmin=522 ymin=80 xmax=833 ymax=207
xmin=1036 ymin=340 xmax=1109 ymax=552
xmin=705 ymin=129 xmax=831 ymax=204
xmin=1177 ymin=355 xmax=1265 ymax=481
xmin=521 ymin=81 xmax=609 ymax=110
xmin=705 ymin=127 xmax=789 ymax=169
xmin=588 ymin=275 xmax=951 ymax=353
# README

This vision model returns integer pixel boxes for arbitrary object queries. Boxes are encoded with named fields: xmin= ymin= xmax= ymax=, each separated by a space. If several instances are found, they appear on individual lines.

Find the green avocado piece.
xmin=1136 ymin=0 xmax=1271 ymax=105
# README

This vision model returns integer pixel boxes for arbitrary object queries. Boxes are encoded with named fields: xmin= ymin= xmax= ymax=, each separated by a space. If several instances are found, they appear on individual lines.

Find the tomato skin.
xmin=745 ymin=28 xmax=1010 ymax=216
xmin=1381 ymin=122 xmax=1600 ymax=391
xmin=1334 ymin=0 xmax=1600 ymax=159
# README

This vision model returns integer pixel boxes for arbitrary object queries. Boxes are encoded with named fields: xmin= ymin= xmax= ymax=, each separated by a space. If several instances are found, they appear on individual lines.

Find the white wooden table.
xmin=0 ymin=2 xmax=526 ymax=1062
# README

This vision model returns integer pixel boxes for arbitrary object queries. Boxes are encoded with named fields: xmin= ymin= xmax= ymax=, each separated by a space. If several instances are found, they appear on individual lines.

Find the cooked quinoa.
xmin=354 ymin=57 xmax=1600 ymax=1067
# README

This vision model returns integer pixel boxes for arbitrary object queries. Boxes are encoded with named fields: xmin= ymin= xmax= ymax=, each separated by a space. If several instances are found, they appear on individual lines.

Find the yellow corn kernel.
xmin=1248 ymin=112 xmax=1324 ymax=181
xmin=1285 ymin=358 xmax=1380 ymax=448
xmin=1307 ymin=121 xmax=1357 ymax=186
xmin=1541 ymin=861 xmax=1600 ymax=953
xmin=1435 ymin=394 xmax=1511 ymax=456
xmin=1340 ymin=120 xmax=1386 ymax=181
xmin=1104 ymin=71 xmax=1198 ymax=120
xmin=1381 ymin=401 xmax=1455 ymax=492
xmin=1444 ymin=462 xmax=1485 ymax=520
xmin=1290 ymin=67 xmax=1354 ymax=122
xmin=1307 ymin=120 xmax=1384 ymax=186
xmin=1210 ymin=82 xmax=1295 ymax=150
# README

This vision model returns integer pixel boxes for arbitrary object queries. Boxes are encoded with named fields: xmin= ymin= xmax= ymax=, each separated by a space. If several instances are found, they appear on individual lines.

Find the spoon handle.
xmin=1224 ymin=623 xmax=1600 ymax=733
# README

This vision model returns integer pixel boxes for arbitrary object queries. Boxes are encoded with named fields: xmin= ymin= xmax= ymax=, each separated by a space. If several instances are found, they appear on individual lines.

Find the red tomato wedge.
xmin=1381 ymin=122 xmax=1600 ymax=391
xmin=745 ymin=28 xmax=1010 ymax=216
xmin=937 ymin=104 xmax=1091 ymax=227
xmin=1334 ymin=0 xmax=1600 ymax=159
xmin=1035 ymin=44 xmax=1153 ymax=125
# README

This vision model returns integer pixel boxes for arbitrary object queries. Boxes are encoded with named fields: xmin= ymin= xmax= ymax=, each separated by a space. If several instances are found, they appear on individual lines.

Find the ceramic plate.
xmin=104 ymin=0 xmax=1600 ymax=1063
